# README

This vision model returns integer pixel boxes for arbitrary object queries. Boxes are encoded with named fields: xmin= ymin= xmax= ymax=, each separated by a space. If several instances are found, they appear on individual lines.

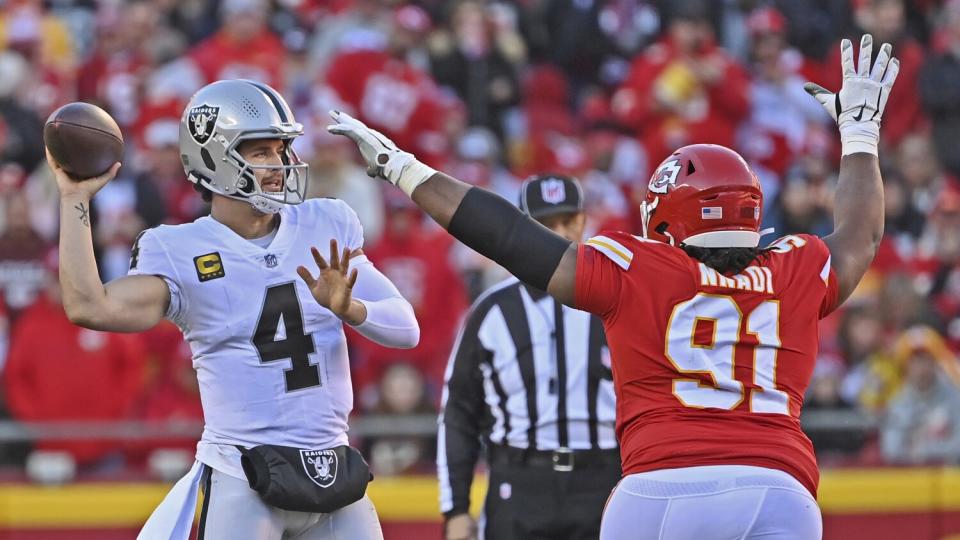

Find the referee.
xmin=438 ymin=175 xmax=620 ymax=540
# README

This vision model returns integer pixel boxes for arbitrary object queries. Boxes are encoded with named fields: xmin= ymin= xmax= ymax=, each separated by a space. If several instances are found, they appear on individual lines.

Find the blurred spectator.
xmin=543 ymin=0 xmax=612 ymax=84
xmin=882 ymin=174 xmax=925 ymax=249
xmin=578 ymin=92 xmax=648 ymax=186
xmin=920 ymin=0 xmax=960 ymax=177
xmin=308 ymin=0 xmax=390 ymax=76
xmin=188 ymin=0 xmax=285 ymax=88
xmin=364 ymin=362 xmax=436 ymax=476
xmin=132 ymin=321 xmax=202 ymax=460
xmin=878 ymin=271 xmax=929 ymax=331
xmin=0 ymin=190 xmax=50 ymax=318
xmin=153 ymin=0 xmax=220 ymax=45
xmin=897 ymin=134 xmax=958 ymax=221
xmin=738 ymin=7 xmax=829 ymax=179
xmin=305 ymin=130 xmax=384 ymax=246
xmin=351 ymin=191 xmax=469 ymax=394
xmin=2 ymin=259 xmax=145 ymax=467
xmin=535 ymin=0 xmax=636 ymax=91
xmin=837 ymin=306 xmax=893 ymax=411
xmin=321 ymin=4 xmax=453 ymax=166
xmin=805 ymin=355 xmax=866 ymax=457
xmin=772 ymin=0 xmax=850 ymax=60
xmin=823 ymin=0 xmax=926 ymax=149
xmin=0 ymin=0 xmax=74 ymax=118
xmin=913 ymin=188 xmax=960 ymax=348
xmin=429 ymin=1 xmax=524 ymax=138
xmin=612 ymin=0 xmax=751 ymax=163
xmin=445 ymin=126 xmax=519 ymax=199
xmin=444 ymin=128 xmax=519 ymax=298
xmin=574 ymin=113 xmax=635 ymax=236
xmin=135 ymin=119 xmax=207 ymax=225
xmin=521 ymin=64 xmax=576 ymax=139
xmin=0 ymin=0 xmax=75 ymax=76
xmin=771 ymin=166 xmax=835 ymax=238
xmin=808 ymin=356 xmax=856 ymax=410
xmin=881 ymin=326 xmax=960 ymax=464
xmin=0 ymin=299 xmax=7 ymax=372
xmin=279 ymin=22 xmax=314 ymax=111
xmin=508 ymin=64 xmax=577 ymax=176
xmin=76 ymin=1 xmax=158 ymax=128
xmin=91 ymin=158 xmax=167 ymax=282
xmin=0 ymin=51 xmax=44 ymax=174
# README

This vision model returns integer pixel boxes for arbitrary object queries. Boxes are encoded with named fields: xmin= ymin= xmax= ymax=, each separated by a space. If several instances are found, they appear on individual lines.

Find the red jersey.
xmin=575 ymin=232 xmax=839 ymax=496
xmin=189 ymin=30 xmax=285 ymax=89
xmin=323 ymin=50 xmax=451 ymax=166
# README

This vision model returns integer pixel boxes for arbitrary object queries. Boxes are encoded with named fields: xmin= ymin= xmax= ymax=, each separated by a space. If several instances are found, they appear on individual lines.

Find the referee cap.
xmin=519 ymin=174 xmax=584 ymax=219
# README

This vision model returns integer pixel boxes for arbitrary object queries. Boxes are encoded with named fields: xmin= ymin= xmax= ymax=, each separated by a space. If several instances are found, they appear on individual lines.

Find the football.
xmin=44 ymin=102 xmax=124 ymax=180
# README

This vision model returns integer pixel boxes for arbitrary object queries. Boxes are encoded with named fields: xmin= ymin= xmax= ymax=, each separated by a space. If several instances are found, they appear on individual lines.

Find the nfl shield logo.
xmin=540 ymin=179 xmax=566 ymax=205
xmin=187 ymin=105 xmax=219 ymax=145
xmin=301 ymin=449 xmax=338 ymax=488
xmin=264 ymin=254 xmax=278 ymax=268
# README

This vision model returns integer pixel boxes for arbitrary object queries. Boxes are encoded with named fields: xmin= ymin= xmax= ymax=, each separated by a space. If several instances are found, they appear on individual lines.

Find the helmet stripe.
xmin=246 ymin=81 xmax=289 ymax=123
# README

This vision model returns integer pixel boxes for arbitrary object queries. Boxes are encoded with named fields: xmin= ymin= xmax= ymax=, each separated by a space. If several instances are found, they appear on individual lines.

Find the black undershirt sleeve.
xmin=447 ymin=187 xmax=571 ymax=291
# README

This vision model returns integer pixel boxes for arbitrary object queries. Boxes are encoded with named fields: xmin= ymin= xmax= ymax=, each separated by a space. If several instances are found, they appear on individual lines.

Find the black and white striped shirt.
xmin=438 ymin=277 xmax=617 ymax=516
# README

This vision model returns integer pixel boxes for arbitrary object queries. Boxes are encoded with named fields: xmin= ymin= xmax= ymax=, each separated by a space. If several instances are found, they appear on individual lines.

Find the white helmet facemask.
xmin=220 ymin=133 xmax=308 ymax=215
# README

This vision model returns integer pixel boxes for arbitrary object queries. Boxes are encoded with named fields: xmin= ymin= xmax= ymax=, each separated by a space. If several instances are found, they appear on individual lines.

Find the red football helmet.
xmin=640 ymin=144 xmax=763 ymax=248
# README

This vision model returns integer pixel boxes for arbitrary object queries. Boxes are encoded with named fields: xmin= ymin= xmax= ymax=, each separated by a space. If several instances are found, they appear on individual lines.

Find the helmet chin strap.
xmin=639 ymin=197 xmax=659 ymax=239
xmin=193 ymin=173 xmax=286 ymax=214
xmin=249 ymin=196 xmax=284 ymax=214
xmin=662 ymin=229 xmax=676 ymax=246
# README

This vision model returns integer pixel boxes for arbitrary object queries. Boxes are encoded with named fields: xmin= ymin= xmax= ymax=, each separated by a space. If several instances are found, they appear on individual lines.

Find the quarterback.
xmin=331 ymin=35 xmax=898 ymax=539
xmin=52 ymin=80 xmax=419 ymax=539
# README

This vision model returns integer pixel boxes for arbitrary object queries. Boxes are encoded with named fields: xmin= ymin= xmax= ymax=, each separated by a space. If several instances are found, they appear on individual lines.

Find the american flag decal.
xmin=702 ymin=207 xmax=722 ymax=219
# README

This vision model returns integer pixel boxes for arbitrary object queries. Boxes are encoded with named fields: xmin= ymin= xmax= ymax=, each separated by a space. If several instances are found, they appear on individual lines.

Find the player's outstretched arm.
xmin=806 ymin=34 xmax=900 ymax=304
xmin=297 ymin=239 xmax=420 ymax=348
xmin=327 ymin=112 xmax=579 ymax=305
xmin=51 ymin=152 xmax=170 ymax=332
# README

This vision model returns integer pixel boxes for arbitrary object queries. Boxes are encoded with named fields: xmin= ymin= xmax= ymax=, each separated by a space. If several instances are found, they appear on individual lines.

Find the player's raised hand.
xmin=297 ymin=239 xmax=359 ymax=321
xmin=326 ymin=110 xmax=401 ymax=179
xmin=47 ymin=148 xmax=121 ymax=201
xmin=804 ymin=34 xmax=900 ymax=156
xmin=327 ymin=110 xmax=437 ymax=197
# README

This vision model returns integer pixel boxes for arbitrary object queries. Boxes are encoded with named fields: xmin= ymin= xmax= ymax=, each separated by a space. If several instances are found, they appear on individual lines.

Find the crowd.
xmin=0 ymin=0 xmax=958 ymax=479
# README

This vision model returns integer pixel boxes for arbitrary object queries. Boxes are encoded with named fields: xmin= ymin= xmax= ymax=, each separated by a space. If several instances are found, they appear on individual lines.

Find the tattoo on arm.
xmin=74 ymin=203 xmax=90 ymax=227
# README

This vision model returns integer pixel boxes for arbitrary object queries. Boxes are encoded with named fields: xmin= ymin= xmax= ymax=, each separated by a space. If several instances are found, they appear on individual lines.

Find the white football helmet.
xmin=180 ymin=79 xmax=308 ymax=214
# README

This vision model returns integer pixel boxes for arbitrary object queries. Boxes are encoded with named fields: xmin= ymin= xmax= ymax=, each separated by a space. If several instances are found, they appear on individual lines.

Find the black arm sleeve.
xmin=447 ymin=187 xmax=571 ymax=291
xmin=438 ymin=304 xmax=492 ymax=518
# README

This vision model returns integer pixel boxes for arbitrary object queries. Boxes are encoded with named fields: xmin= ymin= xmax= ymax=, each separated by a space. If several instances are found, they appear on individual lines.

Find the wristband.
xmin=383 ymin=153 xmax=437 ymax=197
xmin=839 ymin=123 xmax=879 ymax=157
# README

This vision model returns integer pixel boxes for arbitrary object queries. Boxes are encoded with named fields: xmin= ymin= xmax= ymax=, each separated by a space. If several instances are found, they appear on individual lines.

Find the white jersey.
xmin=129 ymin=198 xmax=363 ymax=479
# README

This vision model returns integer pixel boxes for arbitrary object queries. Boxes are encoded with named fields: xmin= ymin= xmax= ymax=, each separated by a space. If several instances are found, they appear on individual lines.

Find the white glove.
xmin=804 ymin=34 xmax=900 ymax=157
xmin=326 ymin=110 xmax=437 ymax=197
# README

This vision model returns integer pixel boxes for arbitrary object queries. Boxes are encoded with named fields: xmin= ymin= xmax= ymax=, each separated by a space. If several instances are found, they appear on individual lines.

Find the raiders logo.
xmin=300 ymin=449 xmax=338 ymax=488
xmin=187 ymin=105 xmax=219 ymax=145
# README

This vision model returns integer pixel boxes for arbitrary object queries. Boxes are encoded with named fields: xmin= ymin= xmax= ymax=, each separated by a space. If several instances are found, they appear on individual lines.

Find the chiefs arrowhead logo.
xmin=187 ymin=105 xmax=219 ymax=145
xmin=649 ymin=159 xmax=682 ymax=194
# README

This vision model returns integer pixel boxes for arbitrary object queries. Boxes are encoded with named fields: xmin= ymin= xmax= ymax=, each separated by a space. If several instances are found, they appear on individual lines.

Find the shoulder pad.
xmin=584 ymin=234 xmax=633 ymax=270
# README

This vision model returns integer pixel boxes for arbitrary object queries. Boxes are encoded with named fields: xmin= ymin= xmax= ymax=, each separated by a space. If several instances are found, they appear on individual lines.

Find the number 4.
xmin=253 ymin=283 xmax=321 ymax=392
xmin=665 ymin=294 xmax=789 ymax=414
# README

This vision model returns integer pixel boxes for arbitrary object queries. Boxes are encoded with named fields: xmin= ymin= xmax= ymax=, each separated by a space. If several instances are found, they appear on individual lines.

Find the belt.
xmin=488 ymin=444 xmax=620 ymax=473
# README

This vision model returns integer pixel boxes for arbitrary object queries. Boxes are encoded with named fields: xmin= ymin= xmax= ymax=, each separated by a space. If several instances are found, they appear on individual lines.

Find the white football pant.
xmin=600 ymin=465 xmax=822 ymax=540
